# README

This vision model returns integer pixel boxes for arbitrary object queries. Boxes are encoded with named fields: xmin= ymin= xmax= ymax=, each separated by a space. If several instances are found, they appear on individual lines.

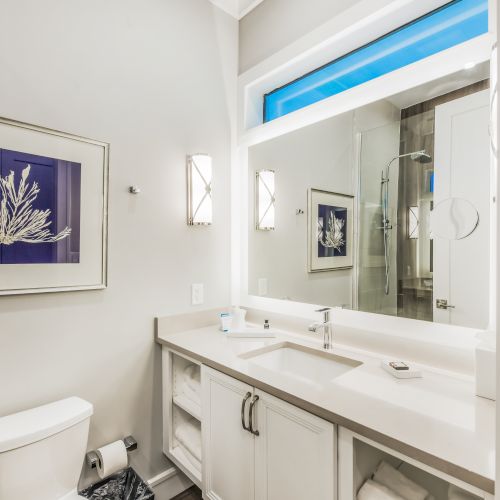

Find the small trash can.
xmin=79 ymin=467 xmax=155 ymax=500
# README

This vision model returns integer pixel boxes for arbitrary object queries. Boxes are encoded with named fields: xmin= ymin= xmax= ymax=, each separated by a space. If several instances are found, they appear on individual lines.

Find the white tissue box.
xmin=475 ymin=343 xmax=496 ymax=401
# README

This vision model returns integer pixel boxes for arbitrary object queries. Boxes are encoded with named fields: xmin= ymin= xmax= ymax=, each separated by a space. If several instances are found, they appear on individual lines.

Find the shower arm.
xmin=381 ymin=151 xmax=424 ymax=182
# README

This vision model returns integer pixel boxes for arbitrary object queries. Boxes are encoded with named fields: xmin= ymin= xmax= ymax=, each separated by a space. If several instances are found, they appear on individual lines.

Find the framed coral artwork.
xmin=0 ymin=117 xmax=109 ymax=294
xmin=307 ymin=188 xmax=354 ymax=272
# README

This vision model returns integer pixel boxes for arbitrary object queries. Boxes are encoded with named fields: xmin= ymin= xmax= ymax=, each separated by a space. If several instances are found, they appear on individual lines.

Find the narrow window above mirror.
xmin=263 ymin=0 xmax=488 ymax=122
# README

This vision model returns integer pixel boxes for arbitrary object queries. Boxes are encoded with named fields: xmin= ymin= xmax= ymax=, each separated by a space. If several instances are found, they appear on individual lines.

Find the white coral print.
xmin=318 ymin=211 xmax=345 ymax=251
xmin=0 ymin=165 xmax=71 ymax=245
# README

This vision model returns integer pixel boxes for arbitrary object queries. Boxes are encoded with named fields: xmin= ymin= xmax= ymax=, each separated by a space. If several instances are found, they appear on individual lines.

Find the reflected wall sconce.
xmin=187 ymin=154 xmax=212 ymax=226
xmin=256 ymin=169 xmax=275 ymax=230
xmin=407 ymin=206 xmax=419 ymax=239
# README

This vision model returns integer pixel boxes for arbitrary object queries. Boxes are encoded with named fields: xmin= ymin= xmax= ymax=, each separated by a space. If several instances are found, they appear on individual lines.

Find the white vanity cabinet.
xmin=254 ymin=388 xmax=336 ymax=500
xmin=161 ymin=345 xmax=493 ymax=500
xmin=201 ymin=365 xmax=255 ymax=500
xmin=202 ymin=366 xmax=335 ymax=500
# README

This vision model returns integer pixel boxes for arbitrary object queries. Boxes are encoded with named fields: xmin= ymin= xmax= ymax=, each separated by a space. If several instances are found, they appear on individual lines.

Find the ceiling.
xmin=208 ymin=0 xmax=264 ymax=19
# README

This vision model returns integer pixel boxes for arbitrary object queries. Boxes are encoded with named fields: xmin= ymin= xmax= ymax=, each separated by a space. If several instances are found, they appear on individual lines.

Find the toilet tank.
xmin=0 ymin=397 xmax=93 ymax=500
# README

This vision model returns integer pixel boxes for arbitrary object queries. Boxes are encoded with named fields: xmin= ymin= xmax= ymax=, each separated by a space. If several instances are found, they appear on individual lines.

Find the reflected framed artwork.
xmin=0 ymin=117 xmax=109 ymax=294
xmin=308 ymin=188 xmax=354 ymax=272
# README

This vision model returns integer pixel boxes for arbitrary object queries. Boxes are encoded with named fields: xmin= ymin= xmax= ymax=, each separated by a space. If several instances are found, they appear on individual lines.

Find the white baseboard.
xmin=148 ymin=466 xmax=193 ymax=499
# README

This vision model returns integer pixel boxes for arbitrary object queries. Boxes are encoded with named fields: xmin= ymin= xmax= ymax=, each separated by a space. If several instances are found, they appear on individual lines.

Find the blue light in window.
xmin=264 ymin=0 xmax=488 ymax=122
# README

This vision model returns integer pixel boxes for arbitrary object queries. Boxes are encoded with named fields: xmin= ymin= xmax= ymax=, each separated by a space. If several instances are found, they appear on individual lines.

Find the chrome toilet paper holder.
xmin=86 ymin=435 xmax=137 ymax=469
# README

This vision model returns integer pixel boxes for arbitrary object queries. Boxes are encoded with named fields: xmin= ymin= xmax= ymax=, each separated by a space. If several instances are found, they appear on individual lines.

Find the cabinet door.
xmin=202 ymin=366 xmax=255 ymax=500
xmin=254 ymin=390 xmax=335 ymax=500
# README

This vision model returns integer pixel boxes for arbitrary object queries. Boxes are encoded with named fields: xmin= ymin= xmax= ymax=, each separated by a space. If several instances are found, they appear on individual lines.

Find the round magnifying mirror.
xmin=430 ymin=197 xmax=479 ymax=240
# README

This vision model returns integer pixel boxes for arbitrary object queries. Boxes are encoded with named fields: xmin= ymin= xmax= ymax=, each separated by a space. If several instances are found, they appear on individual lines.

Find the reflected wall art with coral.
xmin=0 ymin=149 xmax=81 ymax=264
xmin=308 ymin=188 xmax=353 ymax=272
xmin=317 ymin=204 xmax=347 ymax=258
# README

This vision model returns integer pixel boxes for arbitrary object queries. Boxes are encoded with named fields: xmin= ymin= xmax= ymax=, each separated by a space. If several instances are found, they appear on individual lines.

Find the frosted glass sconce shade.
xmin=187 ymin=154 xmax=212 ymax=225
xmin=256 ymin=170 xmax=275 ymax=230
xmin=408 ymin=206 xmax=419 ymax=239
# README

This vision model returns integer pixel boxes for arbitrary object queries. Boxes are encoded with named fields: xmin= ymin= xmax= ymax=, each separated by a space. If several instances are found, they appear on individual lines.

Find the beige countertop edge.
xmin=156 ymin=335 xmax=494 ymax=495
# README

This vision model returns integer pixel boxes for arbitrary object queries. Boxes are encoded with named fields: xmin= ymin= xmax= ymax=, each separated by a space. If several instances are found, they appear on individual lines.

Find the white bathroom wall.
xmin=238 ymin=0 xmax=361 ymax=73
xmin=247 ymin=101 xmax=400 ymax=309
xmin=0 ymin=0 xmax=237 ymax=490
xmin=248 ymin=112 xmax=355 ymax=307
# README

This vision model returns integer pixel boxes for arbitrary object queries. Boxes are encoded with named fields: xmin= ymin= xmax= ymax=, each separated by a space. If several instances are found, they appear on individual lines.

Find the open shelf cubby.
xmin=171 ymin=404 xmax=202 ymax=483
xmin=172 ymin=351 xmax=201 ymax=421
xmin=353 ymin=437 xmax=482 ymax=500
xmin=163 ymin=348 xmax=203 ymax=488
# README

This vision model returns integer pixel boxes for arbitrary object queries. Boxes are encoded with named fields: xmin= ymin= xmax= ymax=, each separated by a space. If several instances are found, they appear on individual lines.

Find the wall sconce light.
xmin=256 ymin=169 xmax=275 ymax=230
xmin=187 ymin=154 xmax=212 ymax=226
xmin=407 ymin=206 xmax=419 ymax=239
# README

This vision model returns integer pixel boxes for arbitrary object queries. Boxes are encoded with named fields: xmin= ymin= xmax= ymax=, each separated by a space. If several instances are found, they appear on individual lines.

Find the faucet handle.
xmin=315 ymin=307 xmax=331 ymax=322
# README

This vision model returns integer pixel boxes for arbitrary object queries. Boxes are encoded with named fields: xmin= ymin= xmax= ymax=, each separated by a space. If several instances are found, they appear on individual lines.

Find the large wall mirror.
xmin=247 ymin=62 xmax=492 ymax=329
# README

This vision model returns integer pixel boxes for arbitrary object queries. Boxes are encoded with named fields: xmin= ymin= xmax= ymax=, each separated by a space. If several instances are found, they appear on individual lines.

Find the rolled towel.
xmin=174 ymin=421 xmax=201 ymax=462
xmin=180 ymin=444 xmax=201 ymax=473
xmin=374 ymin=462 xmax=430 ymax=500
xmin=182 ymin=382 xmax=201 ymax=407
xmin=358 ymin=480 xmax=406 ymax=500
xmin=184 ymin=365 xmax=201 ymax=395
xmin=448 ymin=484 xmax=479 ymax=500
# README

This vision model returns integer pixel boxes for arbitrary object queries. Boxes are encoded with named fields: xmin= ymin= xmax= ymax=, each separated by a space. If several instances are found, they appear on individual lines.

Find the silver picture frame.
xmin=308 ymin=188 xmax=354 ymax=273
xmin=0 ymin=116 xmax=109 ymax=295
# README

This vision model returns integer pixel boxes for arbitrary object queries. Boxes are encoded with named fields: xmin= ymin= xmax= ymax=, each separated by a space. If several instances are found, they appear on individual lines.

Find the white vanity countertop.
xmin=156 ymin=325 xmax=495 ymax=493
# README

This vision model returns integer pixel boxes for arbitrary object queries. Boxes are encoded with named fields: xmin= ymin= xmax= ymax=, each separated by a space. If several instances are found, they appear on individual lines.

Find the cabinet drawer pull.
xmin=249 ymin=395 xmax=260 ymax=436
xmin=241 ymin=392 xmax=252 ymax=431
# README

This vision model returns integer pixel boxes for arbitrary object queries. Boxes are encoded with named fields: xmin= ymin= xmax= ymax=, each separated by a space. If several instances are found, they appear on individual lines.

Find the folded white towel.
xmin=448 ymin=484 xmax=479 ymax=500
xmin=358 ymin=480 xmax=406 ymax=500
xmin=181 ymin=382 xmax=201 ymax=407
xmin=174 ymin=421 xmax=201 ymax=462
xmin=180 ymin=443 xmax=201 ymax=472
xmin=184 ymin=365 xmax=201 ymax=395
xmin=374 ymin=462 xmax=429 ymax=500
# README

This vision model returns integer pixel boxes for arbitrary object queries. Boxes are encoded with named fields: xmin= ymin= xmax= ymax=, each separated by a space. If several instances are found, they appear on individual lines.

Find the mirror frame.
xmin=233 ymin=0 xmax=498 ymax=339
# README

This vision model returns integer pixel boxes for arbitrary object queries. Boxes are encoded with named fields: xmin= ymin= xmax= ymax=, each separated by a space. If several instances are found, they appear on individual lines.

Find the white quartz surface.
xmin=157 ymin=325 xmax=495 ymax=487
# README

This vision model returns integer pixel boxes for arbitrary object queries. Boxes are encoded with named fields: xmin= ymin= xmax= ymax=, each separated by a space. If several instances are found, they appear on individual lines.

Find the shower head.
xmin=409 ymin=150 xmax=432 ymax=163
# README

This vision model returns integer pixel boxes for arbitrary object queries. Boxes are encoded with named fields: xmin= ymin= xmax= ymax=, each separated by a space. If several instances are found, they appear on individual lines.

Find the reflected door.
xmin=433 ymin=90 xmax=490 ymax=328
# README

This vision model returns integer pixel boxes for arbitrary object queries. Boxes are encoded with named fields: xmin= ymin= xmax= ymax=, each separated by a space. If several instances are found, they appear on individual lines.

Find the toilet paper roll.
xmin=96 ymin=440 xmax=128 ymax=479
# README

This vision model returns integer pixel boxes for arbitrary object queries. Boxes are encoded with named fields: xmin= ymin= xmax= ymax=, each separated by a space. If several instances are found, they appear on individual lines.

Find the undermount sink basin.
xmin=240 ymin=342 xmax=362 ymax=386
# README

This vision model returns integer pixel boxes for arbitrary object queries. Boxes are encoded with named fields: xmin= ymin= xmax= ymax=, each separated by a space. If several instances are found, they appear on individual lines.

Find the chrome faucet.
xmin=308 ymin=307 xmax=332 ymax=350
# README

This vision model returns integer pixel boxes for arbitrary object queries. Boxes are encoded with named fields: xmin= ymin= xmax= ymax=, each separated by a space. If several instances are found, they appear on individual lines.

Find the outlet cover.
xmin=191 ymin=283 xmax=204 ymax=305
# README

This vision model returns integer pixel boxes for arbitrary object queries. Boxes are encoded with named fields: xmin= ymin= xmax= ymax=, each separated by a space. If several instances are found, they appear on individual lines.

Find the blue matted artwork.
xmin=0 ymin=148 xmax=81 ymax=264
xmin=308 ymin=188 xmax=353 ymax=272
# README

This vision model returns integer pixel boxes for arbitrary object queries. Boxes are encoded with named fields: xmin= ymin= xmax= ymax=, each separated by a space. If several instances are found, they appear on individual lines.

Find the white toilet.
xmin=0 ymin=397 xmax=93 ymax=500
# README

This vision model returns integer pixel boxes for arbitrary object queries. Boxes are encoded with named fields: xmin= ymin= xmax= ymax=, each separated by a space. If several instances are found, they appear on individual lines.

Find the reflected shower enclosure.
xmin=358 ymin=81 xmax=488 ymax=324
xmin=359 ymin=113 xmax=436 ymax=320
xmin=380 ymin=150 xmax=432 ymax=295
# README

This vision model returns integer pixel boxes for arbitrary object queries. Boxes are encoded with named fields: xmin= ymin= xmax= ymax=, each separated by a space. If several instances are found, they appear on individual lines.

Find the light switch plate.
xmin=191 ymin=283 xmax=204 ymax=305
xmin=258 ymin=278 xmax=268 ymax=296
